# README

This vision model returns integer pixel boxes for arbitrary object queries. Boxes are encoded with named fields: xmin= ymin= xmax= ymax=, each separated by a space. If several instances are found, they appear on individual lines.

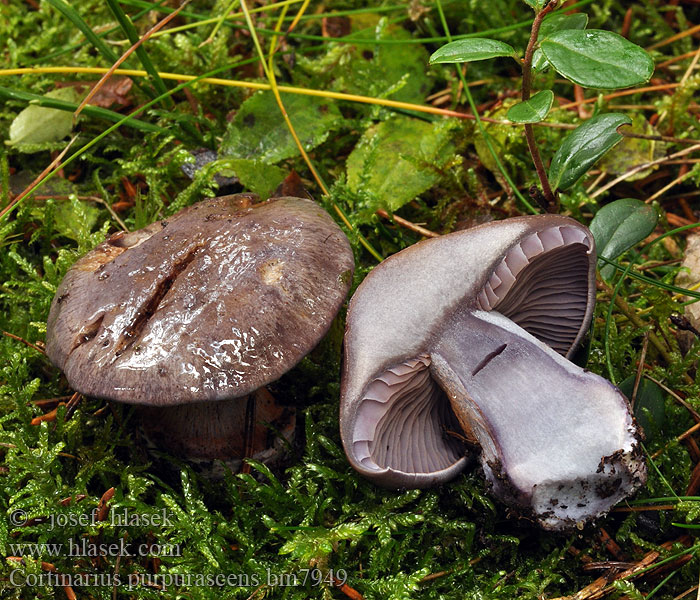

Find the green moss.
xmin=2 ymin=0 xmax=700 ymax=598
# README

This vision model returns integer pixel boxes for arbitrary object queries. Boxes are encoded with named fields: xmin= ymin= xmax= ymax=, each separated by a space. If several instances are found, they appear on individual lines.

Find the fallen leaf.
xmin=88 ymin=77 xmax=133 ymax=109
xmin=346 ymin=116 xmax=459 ymax=222
xmin=7 ymin=87 xmax=82 ymax=147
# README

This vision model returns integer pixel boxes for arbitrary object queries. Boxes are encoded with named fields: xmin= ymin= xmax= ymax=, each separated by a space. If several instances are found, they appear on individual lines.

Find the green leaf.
xmin=360 ymin=21 xmax=431 ymax=105
xmin=618 ymin=375 xmax=665 ymax=440
xmin=598 ymin=114 xmax=666 ymax=181
xmin=226 ymin=158 xmax=285 ymax=199
xmin=220 ymin=91 xmax=342 ymax=164
xmin=539 ymin=12 xmax=589 ymax=39
xmin=6 ymin=87 xmax=82 ymax=147
xmin=548 ymin=113 xmax=632 ymax=191
xmin=429 ymin=38 xmax=516 ymax=64
xmin=346 ymin=117 xmax=458 ymax=222
xmin=53 ymin=196 xmax=104 ymax=253
xmin=506 ymin=90 xmax=554 ymax=123
xmin=589 ymin=198 xmax=658 ymax=281
xmin=521 ymin=0 xmax=546 ymax=9
xmin=540 ymin=30 xmax=654 ymax=89
xmin=533 ymin=12 xmax=588 ymax=71
xmin=0 ymin=85 xmax=166 ymax=135
xmin=308 ymin=21 xmax=431 ymax=106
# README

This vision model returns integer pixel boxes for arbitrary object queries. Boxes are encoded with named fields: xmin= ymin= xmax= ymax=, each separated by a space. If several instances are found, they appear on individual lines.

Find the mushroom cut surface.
xmin=340 ymin=215 xmax=646 ymax=529
xmin=46 ymin=195 xmax=354 ymax=405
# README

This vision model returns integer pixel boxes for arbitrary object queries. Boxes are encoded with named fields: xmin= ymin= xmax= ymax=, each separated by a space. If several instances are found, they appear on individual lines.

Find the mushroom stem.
xmin=430 ymin=310 xmax=646 ymax=530
xmin=137 ymin=389 xmax=295 ymax=463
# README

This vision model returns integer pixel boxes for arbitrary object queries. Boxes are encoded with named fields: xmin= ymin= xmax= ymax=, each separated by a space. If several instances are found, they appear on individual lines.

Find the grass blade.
xmin=0 ymin=86 xmax=167 ymax=134
xmin=26 ymin=0 xmax=173 ymax=64
xmin=44 ymin=0 xmax=157 ymax=102
xmin=104 ymin=0 xmax=171 ymax=103
xmin=44 ymin=0 xmax=119 ymax=64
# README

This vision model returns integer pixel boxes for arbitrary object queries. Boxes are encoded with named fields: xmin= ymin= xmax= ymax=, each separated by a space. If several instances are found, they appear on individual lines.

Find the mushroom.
xmin=46 ymin=195 xmax=354 ymax=466
xmin=340 ymin=215 xmax=646 ymax=530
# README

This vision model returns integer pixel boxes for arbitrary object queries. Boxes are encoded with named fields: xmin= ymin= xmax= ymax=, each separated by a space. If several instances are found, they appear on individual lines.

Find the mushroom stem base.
xmin=136 ymin=389 xmax=295 ymax=465
xmin=430 ymin=310 xmax=646 ymax=530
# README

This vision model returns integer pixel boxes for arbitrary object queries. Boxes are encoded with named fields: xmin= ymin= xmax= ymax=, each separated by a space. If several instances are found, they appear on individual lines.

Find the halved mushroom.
xmin=340 ymin=215 xmax=646 ymax=530
xmin=46 ymin=195 xmax=354 ymax=467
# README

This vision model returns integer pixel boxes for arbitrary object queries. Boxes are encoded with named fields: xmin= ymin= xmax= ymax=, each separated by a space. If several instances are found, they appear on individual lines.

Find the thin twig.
xmin=239 ymin=0 xmax=383 ymax=262
xmin=647 ymin=23 xmax=700 ymax=50
xmin=557 ymin=83 xmax=681 ymax=111
xmin=643 ymin=375 xmax=700 ymax=422
xmin=419 ymin=570 xmax=450 ymax=583
xmin=1 ymin=66 xmax=490 ymax=122
xmin=199 ymin=0 xmax=239 ymax=47
xmin=2 ymin=331 xmax=46 ymax=355
xmin=646 ymin=169 xmax=697 ymax=203
xmin=590 ymin=144 xmax=700 ymax=199
xmin=673 ymin=583 xmax=698 ymax=600
xmin=614 ymin=504 xmax=677 ymax=512
xmin=630 ymin=332 xmax=648 ymax=407
xmin=651 ymin=421 xmax=700 ymax=460
xmin=521 ymin=0 xmax=558 ymax=211
xmin=376 ymin=210 xmax=439 ymax=238
xmin=680 ymin=45 xmax=700 ymax=86
xmin=64 ymin=392 xmax=82 ymax=420
xmin=585 ymin=171 xmax=607 ymax=195
xmin=74 ymin=1 xmax=191 ymax=118
xmin=331 ymin=575 xmax=365 ymax=600
xmin=597 ymin=279 xmax=690 ymax=382
xmin=31 ymin=194 xmax=128 ymax=231
xmin=30 ymin=403 xmax=66 ymax=425
xmin=658 ymin=50 xmax=700 ymax=69
xmin=33 ymin=395 xmax=73 ymax=408
xmin=0 ymin=137 xmax=77 ymax=221
xmin=553 ymin=537 xmax=694 ymax=600
xmin=285 ymin=0 xmax=310 ymax=32
xmin=4 ymin=67 xmax=700 ymax=147
xmin=620 ymin=132 xmax=700 ymax=147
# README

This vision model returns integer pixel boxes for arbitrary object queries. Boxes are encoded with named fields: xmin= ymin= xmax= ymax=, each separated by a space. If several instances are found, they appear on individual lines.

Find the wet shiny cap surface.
xmin=46 ymin=195 xmax=354 ymax=405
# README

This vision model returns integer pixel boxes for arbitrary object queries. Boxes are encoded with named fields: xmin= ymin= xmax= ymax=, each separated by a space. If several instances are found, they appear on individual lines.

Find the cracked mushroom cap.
xmin=46 ymin=195 xmax=354 ymax=406
xmin=340 ymin=215 xmax=646 ymax=529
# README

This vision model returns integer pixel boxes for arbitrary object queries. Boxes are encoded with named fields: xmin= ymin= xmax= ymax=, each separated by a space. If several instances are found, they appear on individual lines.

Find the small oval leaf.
xmin=539 ymin=12 xmax=589 ymax=39
xmin=531 ymin=49 xmax=549 ymax=72
xmin=549 ymin=113 xmax=632 ymax=191
xmin=522 ymin=0 xmax=548 ymax=9
xmin=429 ymin=38 xmax=516 ymax=64
xmin=619 ymin=375 xmax=665 ymax=441
xmin=506 ymin=90 xmax=554 ymax=123
xmin=7 ymin=87 xmax=82 ymax=147
xmin=589 ymin=198 xmax=658 ymax=278
xmin=533 ymin=13 xmax=589 ymax=72
xmin=540 ymin=30 xmax=654 ymax=89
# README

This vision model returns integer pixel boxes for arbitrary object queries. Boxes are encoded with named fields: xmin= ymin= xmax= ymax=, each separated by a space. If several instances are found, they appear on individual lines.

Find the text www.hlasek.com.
xmin=9 ymin=537 xmax=181 ymax=558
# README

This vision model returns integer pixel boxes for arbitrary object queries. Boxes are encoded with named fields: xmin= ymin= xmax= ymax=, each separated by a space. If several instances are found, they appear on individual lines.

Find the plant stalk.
xmin=522 ymin=0 xmax=558 ymax=212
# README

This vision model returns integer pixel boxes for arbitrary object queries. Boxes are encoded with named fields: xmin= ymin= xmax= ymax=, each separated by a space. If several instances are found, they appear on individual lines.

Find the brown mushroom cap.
xmin=46 ymin=195 xmax=354 ymax=406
